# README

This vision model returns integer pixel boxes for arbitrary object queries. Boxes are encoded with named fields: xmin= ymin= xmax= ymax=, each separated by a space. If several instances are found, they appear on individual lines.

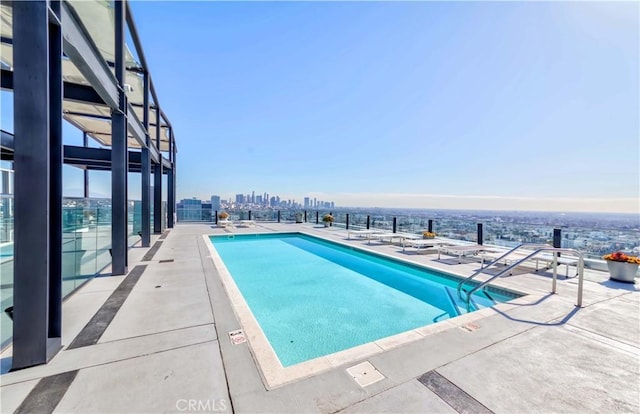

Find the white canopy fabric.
xmin=1 ymin=1 xmax=171 ymax=152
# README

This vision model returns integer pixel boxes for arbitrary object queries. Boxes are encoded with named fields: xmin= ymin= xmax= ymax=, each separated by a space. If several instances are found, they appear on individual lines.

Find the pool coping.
xmin=202 ymin=231 xmax=535 ymax=389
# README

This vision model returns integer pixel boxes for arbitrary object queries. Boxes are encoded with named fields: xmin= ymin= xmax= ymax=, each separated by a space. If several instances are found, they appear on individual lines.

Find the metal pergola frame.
xmin=2 ymin=0 xmax=177 ymax=370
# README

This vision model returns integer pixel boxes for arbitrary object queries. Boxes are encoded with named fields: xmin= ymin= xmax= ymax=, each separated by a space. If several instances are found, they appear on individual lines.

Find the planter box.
xmin=606 ymin=260 xmax=639 ymax=283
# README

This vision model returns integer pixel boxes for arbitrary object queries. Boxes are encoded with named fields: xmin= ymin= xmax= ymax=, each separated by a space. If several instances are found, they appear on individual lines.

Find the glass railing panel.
xmin=0 ymin=194 xmax=13 ymax=349
xmin=128 ymin=200 xmax=140 ymax=247
xmin=558 ymin=225 xmax=640 ymax=260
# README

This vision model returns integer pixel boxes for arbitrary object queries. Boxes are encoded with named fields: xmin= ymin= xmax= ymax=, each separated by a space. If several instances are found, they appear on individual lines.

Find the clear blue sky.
xmin=3 ymin=1 xmax=639 ymax=212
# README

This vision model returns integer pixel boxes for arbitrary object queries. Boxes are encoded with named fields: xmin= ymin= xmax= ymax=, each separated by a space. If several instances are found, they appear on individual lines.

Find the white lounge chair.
xmin=402 ymin=238 xmax=450 ymax=254
xmin=438 ymin=244 xmax=497 ymax=263
xmin=217 ymin=219 xmax=234 ymax=228
xmin=480 ymin=249 xmax=578 ymax=277
xmin=347 ymin=229 xmax=382 ymax=240
xmin=235 ymin=220 xmax=256 ymax=228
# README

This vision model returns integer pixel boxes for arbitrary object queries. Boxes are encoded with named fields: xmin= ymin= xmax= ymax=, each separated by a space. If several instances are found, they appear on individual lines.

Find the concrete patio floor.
xmin=1 ymin=222 xmax=638 ymax=413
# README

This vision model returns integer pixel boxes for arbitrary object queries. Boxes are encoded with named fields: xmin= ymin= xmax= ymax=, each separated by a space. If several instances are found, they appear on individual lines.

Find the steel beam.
xmin=153 ymin=110 xmax=163 ymax=233
xmin=60 ymin=1 xmax=119 ymax=109
xmin=126 ymin=102 xmax=146 ymax=149
xmin=83 ymin=132 xmax=89 ymax=197
xmin=12 ymin=0 xmax=62 ymax=369
xmin=141 ymin=71 xmax=151 ymax=247
xmin=161 ymin=156 xmax=171 ymax=170
xmin=111 ymin=0 xmax=128 ymax=275
xmin=63 ymin=145 xmax=164 ymax=173
xmin=48 ymin=0 xmax=63 ymax=345
xmin=167 ymin=128 xmax=175 ymax=228
xmin=153 ymin=159 xmax=163 ymax=233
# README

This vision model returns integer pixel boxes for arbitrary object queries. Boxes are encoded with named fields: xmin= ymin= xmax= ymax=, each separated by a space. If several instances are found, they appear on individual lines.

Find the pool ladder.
xmin=456 ymin=244 xmax=585 ymax=312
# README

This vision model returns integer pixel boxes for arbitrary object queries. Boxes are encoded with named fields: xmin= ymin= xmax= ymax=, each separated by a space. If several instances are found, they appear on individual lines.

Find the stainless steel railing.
xmin=457 ymin=244 xmax=585 ymax=310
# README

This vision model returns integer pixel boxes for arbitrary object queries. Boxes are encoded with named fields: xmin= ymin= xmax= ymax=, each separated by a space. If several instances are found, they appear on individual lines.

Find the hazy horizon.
xmin=2 ymin=2 xmax=638 ymax=215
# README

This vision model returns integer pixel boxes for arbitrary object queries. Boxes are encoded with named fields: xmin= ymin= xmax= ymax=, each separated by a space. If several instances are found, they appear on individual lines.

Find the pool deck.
xmin=1 ymin=222 xmax=638 ymax=413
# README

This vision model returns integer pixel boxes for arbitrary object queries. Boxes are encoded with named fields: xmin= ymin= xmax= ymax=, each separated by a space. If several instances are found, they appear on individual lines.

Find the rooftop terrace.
xmin=1 ymin=222 xmax=638 ymax=413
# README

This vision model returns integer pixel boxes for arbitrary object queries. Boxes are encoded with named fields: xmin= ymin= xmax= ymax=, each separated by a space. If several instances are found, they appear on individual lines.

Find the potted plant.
xmin=218 ymin=211 xmax=229 ymax=220
xmin=322 ymin=214 xmax=334 ymax=228
xmin=603 ymin=251 xmax=640 ymax=283
xmin=422 ymin=231 xmax=437 ymax=239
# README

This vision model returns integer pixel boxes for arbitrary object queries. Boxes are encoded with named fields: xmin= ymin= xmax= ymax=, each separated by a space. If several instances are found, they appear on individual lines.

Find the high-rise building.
xmin=251 ymin=190 xmax=255 ymax=204
xmin=235 ymin=194 xmax=244 ymax=204
xmin=304 ymin=197 xmax=309 ymax=208
xmin=177 ymin=198 xmax=202 ymax=221
xmin=210 ymin=195 xmax=221 ymax=211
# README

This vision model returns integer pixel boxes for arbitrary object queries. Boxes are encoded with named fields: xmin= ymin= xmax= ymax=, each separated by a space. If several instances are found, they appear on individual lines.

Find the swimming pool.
xmin=208 ymin=232 xmax=520 ymax=370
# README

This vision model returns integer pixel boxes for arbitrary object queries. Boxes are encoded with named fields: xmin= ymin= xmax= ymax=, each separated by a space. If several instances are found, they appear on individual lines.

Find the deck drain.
xmin=228 ymin=329 xmax=247 ymax=345
xmin=346 ymin=361 xmax=385 ymax=387
xmin=159 ymin=259 xmax=174 ymax=263
xmin=460 ymin=323 xmax=480 ymax=332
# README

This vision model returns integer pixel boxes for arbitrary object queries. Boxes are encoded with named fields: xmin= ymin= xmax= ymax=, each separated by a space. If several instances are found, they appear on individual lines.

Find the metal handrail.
xmin=459 ymin=246 xmax=585 ymax=311
xmin=456 ymin=243 xmax=549 ymax=299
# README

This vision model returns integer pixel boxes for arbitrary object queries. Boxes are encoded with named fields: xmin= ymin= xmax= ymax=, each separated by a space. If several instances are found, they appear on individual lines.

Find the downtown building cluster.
xmin=177 ymin=193 xmax=335 ymax=222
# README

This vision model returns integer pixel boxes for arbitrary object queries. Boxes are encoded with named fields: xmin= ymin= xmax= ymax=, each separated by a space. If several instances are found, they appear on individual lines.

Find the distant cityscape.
xmin=176 ymin=192 xmax=336 ymax=222
xmin=174 ymin=198 xmax=639 ymax=260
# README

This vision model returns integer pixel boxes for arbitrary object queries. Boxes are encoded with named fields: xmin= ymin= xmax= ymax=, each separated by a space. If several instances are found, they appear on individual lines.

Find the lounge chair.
xmin=235 ymin=220 xmax=256 ymax=228
xmin=480 ymin=249 xmax=578 ymax=277
xmin=347 ymin=229 xmax=382 ymax=240
xmin=402 ymin=238 xmax=450 ymax=254
xmin=438 ymin=244 xmax=497 ymax=263
xmin=217 ymin=219 xmax=234 ymax=228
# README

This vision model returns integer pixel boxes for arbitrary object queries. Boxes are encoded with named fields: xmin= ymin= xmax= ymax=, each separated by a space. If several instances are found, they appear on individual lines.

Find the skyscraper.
xmin=304 ymin=197 xmax=309 ymax=208
xmin=210 ymin=195 xmax=221 ymax=211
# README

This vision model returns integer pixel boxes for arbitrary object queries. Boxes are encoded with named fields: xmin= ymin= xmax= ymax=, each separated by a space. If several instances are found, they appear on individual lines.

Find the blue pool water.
xmin=210 ymin=233 xmax=518 ymax=367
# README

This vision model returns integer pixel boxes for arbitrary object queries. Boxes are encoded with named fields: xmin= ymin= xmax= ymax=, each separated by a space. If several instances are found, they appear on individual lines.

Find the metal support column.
xmin=392 ymin=217 xmax=397 ymax=233
xmin=167 ymin=129 xmax=175 ymax=228
xmin=428 ymin=219 xmax=433 ymax=233
xmin=477 ymin=223 xmax=484 ymax=245
xmin=153 ymin=111 xmax=163 ymax=233
xmin=140 ymin=71 xmax=151 ymax=247
xmin=346 ymin=214 xmax=349 ymax=230
xmin=48 ymin=0 xmax=63 ymax=347
xmin=111 ymin=0 xmax=128 ymax=274
xmin=553 ymin=229 xmax=562 ymax=257
xmin=12 ymin=0 xmax=62 ymax=369
xmin=366 ymin=215 xmax=370 ymax=229
xmin=83 ymin=132 xmax=89 ymax=198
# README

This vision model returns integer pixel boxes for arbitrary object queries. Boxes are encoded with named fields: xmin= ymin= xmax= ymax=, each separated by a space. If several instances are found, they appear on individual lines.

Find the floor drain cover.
xmin=159 ymin=259 xmax=174 ymax=263
xmin=461 ymin=323 xmax=480 ymax=332
xmin=346 ymin=361 xmax=385 ymax=387
xmin=228 ymin=329 xmax=247 ymax=345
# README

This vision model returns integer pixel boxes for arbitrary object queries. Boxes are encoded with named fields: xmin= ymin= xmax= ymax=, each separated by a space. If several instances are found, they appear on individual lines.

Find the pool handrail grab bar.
xmin=456 ymin=243 xmax=549 ymax=299
xmin=459 ymin=246 xmax=585 ymax=311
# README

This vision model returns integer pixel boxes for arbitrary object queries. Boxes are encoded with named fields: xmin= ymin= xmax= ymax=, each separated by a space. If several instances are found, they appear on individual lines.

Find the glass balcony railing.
xmin=2 ymin=196 xmax=165 ymax=350
xmin=191 ymin=208 xmax=639 ymax=262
